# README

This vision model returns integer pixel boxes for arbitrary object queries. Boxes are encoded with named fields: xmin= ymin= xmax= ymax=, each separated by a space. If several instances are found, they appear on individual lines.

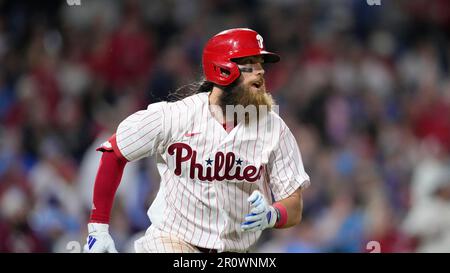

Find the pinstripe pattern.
xmin=116 ymin=92 xmax=310 ymax=253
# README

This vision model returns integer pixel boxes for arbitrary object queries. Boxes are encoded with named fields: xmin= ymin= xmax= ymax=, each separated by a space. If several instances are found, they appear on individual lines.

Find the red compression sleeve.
xmin=89 ymin=148 xmax=127 ymax=224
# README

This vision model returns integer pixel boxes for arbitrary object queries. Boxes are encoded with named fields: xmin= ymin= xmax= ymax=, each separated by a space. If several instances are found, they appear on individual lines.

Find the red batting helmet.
xmin=202 ymin=28 xmax=280 ymax=86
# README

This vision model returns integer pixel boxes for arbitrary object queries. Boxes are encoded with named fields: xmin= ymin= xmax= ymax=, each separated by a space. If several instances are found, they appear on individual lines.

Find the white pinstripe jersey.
xmin=114 ymin=92 xmax=310 ymax=252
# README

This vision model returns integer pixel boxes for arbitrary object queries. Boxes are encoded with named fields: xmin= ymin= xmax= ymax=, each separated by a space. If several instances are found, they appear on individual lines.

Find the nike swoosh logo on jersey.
xmin=184 ymin=132 xmax=201 ymax=137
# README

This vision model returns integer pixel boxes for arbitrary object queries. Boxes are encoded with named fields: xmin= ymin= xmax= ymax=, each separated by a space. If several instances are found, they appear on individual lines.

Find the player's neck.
xmin=209 ymin=87 xmax=223 ymax=107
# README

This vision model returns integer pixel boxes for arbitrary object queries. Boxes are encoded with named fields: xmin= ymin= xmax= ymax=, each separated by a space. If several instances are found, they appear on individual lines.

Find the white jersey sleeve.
xmin=115 ymin=101 xmax=169 ymax=162
xmin=267 ymin=124 xmax=310 ymax=201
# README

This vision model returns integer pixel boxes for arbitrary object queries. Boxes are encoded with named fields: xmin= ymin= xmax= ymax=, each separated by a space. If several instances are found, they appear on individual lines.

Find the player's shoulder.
xmin=165 ymin=92 xmax=208 ymax=112
xmin=145 ymin=93 xmax=208 ymax=116
xmin=267 ymin=109 xmax=288 ymax=129
xmin=141 ymin=99 xmax=168 ymax=113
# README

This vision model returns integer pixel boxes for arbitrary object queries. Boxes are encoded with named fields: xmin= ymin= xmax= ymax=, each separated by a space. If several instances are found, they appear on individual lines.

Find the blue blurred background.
xmin=1 ymin=0 xmax=450 ymax=253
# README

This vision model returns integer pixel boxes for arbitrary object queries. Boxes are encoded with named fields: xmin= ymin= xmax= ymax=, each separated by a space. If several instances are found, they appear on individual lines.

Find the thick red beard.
xmin=222 ymin=82 xmax=273 ymax=108
xmin=220 ymin=81 xmax=274 ymax=125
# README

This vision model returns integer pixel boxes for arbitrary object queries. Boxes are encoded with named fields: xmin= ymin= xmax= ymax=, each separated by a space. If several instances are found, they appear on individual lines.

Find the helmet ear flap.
xmin=209 ymin=61 xmax=241 ymax=86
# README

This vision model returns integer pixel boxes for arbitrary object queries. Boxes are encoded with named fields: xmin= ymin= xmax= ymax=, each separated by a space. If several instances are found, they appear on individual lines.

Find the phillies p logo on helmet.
xmin=256 ymin=34 xmax=264 ymax=49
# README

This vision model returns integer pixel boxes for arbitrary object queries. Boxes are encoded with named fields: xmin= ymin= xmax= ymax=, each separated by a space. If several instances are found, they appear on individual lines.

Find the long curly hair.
xmin=167 ymin=80 xmax=214 ymax=102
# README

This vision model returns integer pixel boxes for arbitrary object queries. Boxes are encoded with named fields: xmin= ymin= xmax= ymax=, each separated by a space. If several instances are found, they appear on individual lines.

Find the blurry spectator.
xmin=27 ymin=137 xmax=81 ymax=246
xmin=314 ymin=187 xmax=365 ymax=252
xmin=0 ymin=163 xmax=45 ymax=252
xmin=87 ymin=0 xmax=155 ymax=92
xmin=402 ymin=169 xmax=450 ymax=252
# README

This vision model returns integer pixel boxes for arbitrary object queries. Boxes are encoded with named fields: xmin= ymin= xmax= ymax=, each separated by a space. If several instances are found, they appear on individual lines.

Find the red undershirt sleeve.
xmin=89 ymin=134 xmax=127 ymax=224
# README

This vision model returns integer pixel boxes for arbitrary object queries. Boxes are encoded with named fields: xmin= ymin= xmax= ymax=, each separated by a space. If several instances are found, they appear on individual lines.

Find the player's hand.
xmin=241 ymin=190 xmax=277 ymax=232
xmin=83 ymin=223 xmax=118 ymax=253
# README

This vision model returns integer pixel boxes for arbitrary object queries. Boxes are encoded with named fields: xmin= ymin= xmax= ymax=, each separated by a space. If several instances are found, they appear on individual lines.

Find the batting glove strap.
xmin=267 ymin=206 xmax=278 ymax=228
xmin=88 ymin=223 xmax=109 ymax=233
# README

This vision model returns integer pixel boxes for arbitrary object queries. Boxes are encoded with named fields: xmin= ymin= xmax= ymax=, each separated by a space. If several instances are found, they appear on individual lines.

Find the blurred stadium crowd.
xmin=1 ymin=0 xmax=450 ymax=253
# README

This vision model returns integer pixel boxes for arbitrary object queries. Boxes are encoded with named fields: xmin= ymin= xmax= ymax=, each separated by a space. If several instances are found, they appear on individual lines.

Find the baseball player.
xmin=84 ymin=28 xmax=310 ymax=253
